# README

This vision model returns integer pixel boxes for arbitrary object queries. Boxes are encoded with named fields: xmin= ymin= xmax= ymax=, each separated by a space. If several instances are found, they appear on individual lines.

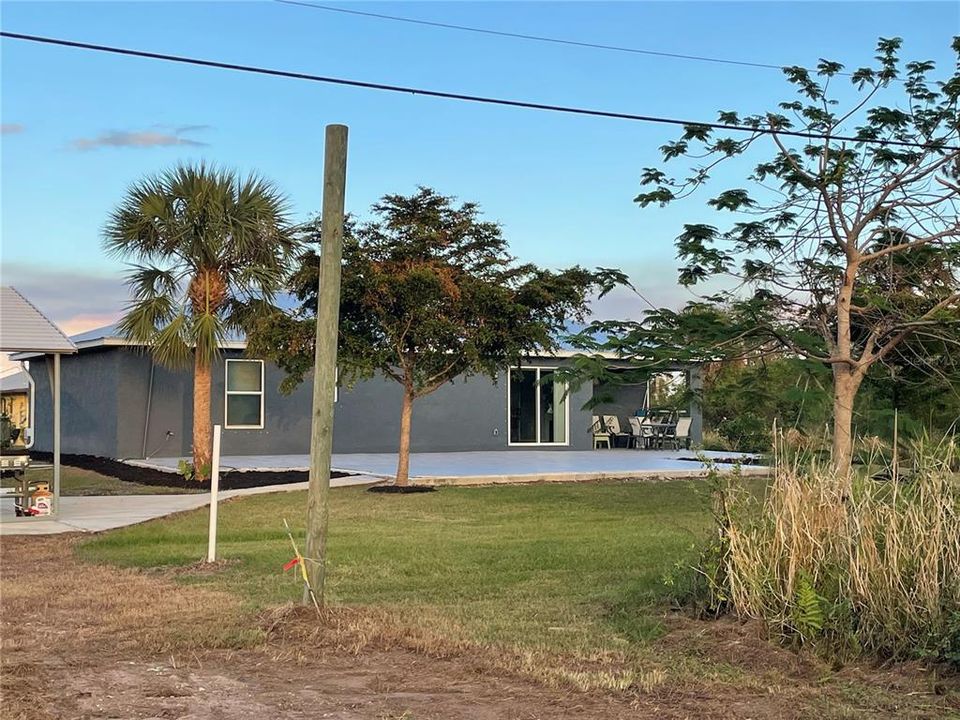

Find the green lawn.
xmin=79 ymin=481 xmax=715 ymax=652
xmin=2 ymin=466 xmax=203 ymax=496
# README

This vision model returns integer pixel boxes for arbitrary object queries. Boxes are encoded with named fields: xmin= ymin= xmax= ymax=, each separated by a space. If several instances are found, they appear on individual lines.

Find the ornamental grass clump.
xmin=703 ymin=435 xmax=960 ymax=665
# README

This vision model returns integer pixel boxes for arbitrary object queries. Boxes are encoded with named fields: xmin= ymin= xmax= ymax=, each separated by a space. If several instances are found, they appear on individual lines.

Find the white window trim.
xmin=506 ymin=366 xmax=570 ymax=447
xmin=224 ymin=359 xmax=265 ymax=430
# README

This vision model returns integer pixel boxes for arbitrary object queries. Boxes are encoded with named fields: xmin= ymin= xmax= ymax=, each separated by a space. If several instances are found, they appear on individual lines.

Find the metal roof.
xmin=0 ymin=287 xmax=76 ymax=353
xmin=0 ymin=370 xmax=30 ymax=393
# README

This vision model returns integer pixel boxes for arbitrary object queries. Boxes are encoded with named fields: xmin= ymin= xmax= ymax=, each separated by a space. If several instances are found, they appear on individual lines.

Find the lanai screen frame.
xmin=1 ymin=286 xmax=77 ymax=519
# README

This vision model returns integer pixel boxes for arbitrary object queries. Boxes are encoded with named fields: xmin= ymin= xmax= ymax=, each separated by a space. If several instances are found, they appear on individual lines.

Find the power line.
xmin=274 ymin=0 xmax=816 ymax=75
xmin=1 ymin=31 xmax=951 ymax=151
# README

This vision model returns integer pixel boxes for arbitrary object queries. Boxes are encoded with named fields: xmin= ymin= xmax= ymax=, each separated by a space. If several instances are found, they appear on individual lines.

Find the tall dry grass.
xmin=704 ymin=434 xmax=960 ymax=663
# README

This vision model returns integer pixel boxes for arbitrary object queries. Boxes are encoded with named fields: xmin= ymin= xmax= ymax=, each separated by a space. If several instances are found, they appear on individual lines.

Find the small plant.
xmin=177 ymin=460 xmax=211 ymax=482
xmin=177 ymin=459 xmax=193 ymax=481
xmin=790 ymin=573 xmax=824 ymax=642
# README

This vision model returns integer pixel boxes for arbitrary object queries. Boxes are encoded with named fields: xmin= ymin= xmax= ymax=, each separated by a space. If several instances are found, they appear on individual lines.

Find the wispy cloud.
xmin=1 ymin=123 xmax=25 ymax=135
xmin=69 ymin=125 xmax=209 ymax=151
xmin=170 ymin=124 xmax=211 ymax=135
xmin=0 ymin=262 xmax=128 ymax=329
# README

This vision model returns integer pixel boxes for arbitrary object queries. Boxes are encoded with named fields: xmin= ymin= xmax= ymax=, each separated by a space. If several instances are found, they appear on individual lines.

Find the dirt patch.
xmin=28 ymin=452 xmax=351 ymax=490
xmin=2 ymin=535 xmax=958 ymax=719
xmin=659 ymin=613 xmax=822 ymax=679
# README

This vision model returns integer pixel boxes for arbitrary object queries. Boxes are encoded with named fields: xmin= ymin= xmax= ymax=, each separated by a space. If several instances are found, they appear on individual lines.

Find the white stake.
xmin=206 ymin=424 xmax=222 ymax=563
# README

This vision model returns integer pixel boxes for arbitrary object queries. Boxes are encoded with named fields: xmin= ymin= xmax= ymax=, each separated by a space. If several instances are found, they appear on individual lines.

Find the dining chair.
xmin=590 ymin=415 xmax=610 ymax=449
xmin=628 ymin=416 xmax=654 ymax=449
xmin=602 ymin=415 xmax=631 ymax=448
xmin=673 ymin=416 xmax=693 ymax=450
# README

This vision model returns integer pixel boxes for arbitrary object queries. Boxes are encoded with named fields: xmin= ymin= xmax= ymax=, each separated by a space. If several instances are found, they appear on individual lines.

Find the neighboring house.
xmin=0 ymin=370 xmax=30 ymax=445
xmin=18 ymin=324 xmax=702 ymax=459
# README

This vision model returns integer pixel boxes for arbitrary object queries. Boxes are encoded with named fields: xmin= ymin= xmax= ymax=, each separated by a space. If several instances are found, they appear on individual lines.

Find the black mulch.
xmin=675 ymin=455 xmax=766 ymax=466
xmin=28 ymin=452 xmax=352 ymax=491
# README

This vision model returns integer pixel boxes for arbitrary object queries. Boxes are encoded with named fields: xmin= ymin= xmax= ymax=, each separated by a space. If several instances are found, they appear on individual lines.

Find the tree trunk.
xmin=395 ymin=386 xmax=414 ymax=487
xmin=831 ymin=258 xmax=863 ymax=479
xmin=193 ymin=353 xmax=212 ymax=481
xmin=831 ymin=364 xmax=863 ymax=478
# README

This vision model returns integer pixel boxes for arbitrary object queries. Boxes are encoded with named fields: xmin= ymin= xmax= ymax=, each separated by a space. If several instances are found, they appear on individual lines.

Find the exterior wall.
xmin=29 ymin=347 xmax=692 ymax=458
xmin=28 ymin=350 xmax=120 ymax=458
xmin=116 ymin=352 xmax=192 ymax=459
xmin=37 ymin=348 xmax=595 ymax=458
xmin=592 ymin=381 xmax=649 ymax=422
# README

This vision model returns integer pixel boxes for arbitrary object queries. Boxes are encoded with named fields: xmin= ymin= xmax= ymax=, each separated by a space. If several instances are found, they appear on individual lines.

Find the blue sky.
xmin=1 ymin=1 xmax=957 ymax=334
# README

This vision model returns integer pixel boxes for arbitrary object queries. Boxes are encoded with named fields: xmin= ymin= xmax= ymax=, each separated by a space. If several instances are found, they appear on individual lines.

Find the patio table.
xmin=642 ymin=422 xmax=677 ymax=449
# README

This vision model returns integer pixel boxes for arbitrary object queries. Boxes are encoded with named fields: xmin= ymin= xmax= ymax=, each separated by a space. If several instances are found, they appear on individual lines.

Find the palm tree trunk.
xmin=395 ymin=386 xmax=414 ymax=487
xmin=193 ymin=353 xmax=213 ymax=481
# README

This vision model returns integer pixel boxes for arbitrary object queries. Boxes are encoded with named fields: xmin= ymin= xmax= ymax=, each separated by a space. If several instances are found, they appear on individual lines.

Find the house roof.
xmin=65 ymin=323 xmax=622 ymax=359
xmin=0 ymin=287 xmax=77 ymax=354
xmin=17 ymin=319 xmax=640 ymax=362
xmin=68 ymin=322 xmax=247 ymax=351
xmin=0 ymin=370 xmax=30 ymax=393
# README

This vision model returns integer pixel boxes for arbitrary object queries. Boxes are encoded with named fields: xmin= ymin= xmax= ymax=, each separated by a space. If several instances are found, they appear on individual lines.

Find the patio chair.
xmin=590 ymin=416 xmax=610 ymax=449
xmin=672 ymin=416 xmax=693 ymax=450
xmin=628 ymin=416 xmax=655 ymax=449
xmin=602 ymin=415 xmax=631 ymax=449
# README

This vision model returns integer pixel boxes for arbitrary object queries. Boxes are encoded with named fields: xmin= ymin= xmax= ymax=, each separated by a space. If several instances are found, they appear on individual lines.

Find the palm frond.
xmin=149 ymin=312 xmax=193 ymax=369
xmin=190 ymin=310 xmax=225 ymax=367
xmin=106 ymin=162 xmax=293 ymax=365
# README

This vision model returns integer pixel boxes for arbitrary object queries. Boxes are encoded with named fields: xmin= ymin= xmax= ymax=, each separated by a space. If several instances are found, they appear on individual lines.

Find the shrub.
xmin=700 ymin=430 xmax=733 ymax=452
xmin=716 ymin=413 xmax=771 ymax=452
xmin=695 ymin=436 xmax=960 ymax=665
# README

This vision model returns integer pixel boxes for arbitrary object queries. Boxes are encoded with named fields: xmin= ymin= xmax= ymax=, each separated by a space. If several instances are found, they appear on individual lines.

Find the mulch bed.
xmin=28 ymin=451 xmax=351 ymax=491
xmin=367 ymin=484 xmax=436 ymax=494
xmin=676 ymin=455 xmax=765 ymax=466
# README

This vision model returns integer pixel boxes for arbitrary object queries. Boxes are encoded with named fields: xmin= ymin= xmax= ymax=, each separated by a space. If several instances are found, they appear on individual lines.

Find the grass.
xmin=67 ymin=478 xmax=960 ymax=716
xmin=1 ymin=465 xmax=203 ymax=496
xmin=79 ymin=480 xmax=714 ymax=653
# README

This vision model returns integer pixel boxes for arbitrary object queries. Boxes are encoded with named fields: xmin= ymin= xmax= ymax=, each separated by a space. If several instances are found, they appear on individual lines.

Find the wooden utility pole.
xmin=303 ymin=124 xmax=348 ymax=605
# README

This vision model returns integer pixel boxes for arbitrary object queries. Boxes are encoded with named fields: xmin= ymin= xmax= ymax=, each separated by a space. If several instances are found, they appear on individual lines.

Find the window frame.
xmin=224 ymin=359 xmax=265 ymax=430
xmin=506 ymin=365 xmax=570 ymax=447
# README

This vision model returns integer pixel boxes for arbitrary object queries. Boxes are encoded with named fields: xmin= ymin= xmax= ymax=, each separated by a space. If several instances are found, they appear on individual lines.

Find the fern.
xmin=791 ymin=572 xmax=824 ymax=642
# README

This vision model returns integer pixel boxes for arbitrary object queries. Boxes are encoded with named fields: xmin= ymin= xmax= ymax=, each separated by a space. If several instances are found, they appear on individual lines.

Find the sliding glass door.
xmin=508 ymin=367 xmax=568 ymax=445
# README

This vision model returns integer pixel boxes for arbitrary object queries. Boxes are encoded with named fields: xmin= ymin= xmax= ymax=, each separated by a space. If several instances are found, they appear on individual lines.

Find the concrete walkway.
xmin=0 ymin=474 xmax=378 ymax=536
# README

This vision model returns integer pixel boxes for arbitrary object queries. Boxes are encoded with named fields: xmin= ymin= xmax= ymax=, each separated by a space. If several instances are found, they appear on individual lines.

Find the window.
xmin=225 ymin=359 xmax=264 ymax=429
xmin=507 ymin=367 xmax=568 ymax=445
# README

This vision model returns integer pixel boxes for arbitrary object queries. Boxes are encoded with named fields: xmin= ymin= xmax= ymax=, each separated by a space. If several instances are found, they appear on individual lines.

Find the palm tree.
xmin=104 ymin=163 xmax=293 ymax=480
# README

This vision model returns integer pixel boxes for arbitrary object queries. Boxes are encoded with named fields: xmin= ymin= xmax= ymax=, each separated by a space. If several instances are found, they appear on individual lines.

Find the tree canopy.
xmin=248 ymin=187 xmax=621 ymax=485
xmin=572 ymin=37 xmax=960 ymax=473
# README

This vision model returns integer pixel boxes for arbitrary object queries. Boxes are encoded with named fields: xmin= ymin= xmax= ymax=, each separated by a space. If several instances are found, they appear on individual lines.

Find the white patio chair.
xmin=590 ymin=416 xmax=610 ymax=449
xmin=672 ymin=416 xmax=693 ymax=450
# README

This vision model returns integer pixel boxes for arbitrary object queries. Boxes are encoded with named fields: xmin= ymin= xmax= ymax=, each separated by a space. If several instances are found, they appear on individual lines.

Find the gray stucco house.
xmin=20 ymin=325 xmax=702 ymax=460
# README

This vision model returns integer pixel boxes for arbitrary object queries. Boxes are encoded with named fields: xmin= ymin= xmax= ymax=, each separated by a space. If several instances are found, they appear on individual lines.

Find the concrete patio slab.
xmin=131 ymin=449 xmax=767 ymax=484
xmin=0 ymin=474 xmax=379 ymax=536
